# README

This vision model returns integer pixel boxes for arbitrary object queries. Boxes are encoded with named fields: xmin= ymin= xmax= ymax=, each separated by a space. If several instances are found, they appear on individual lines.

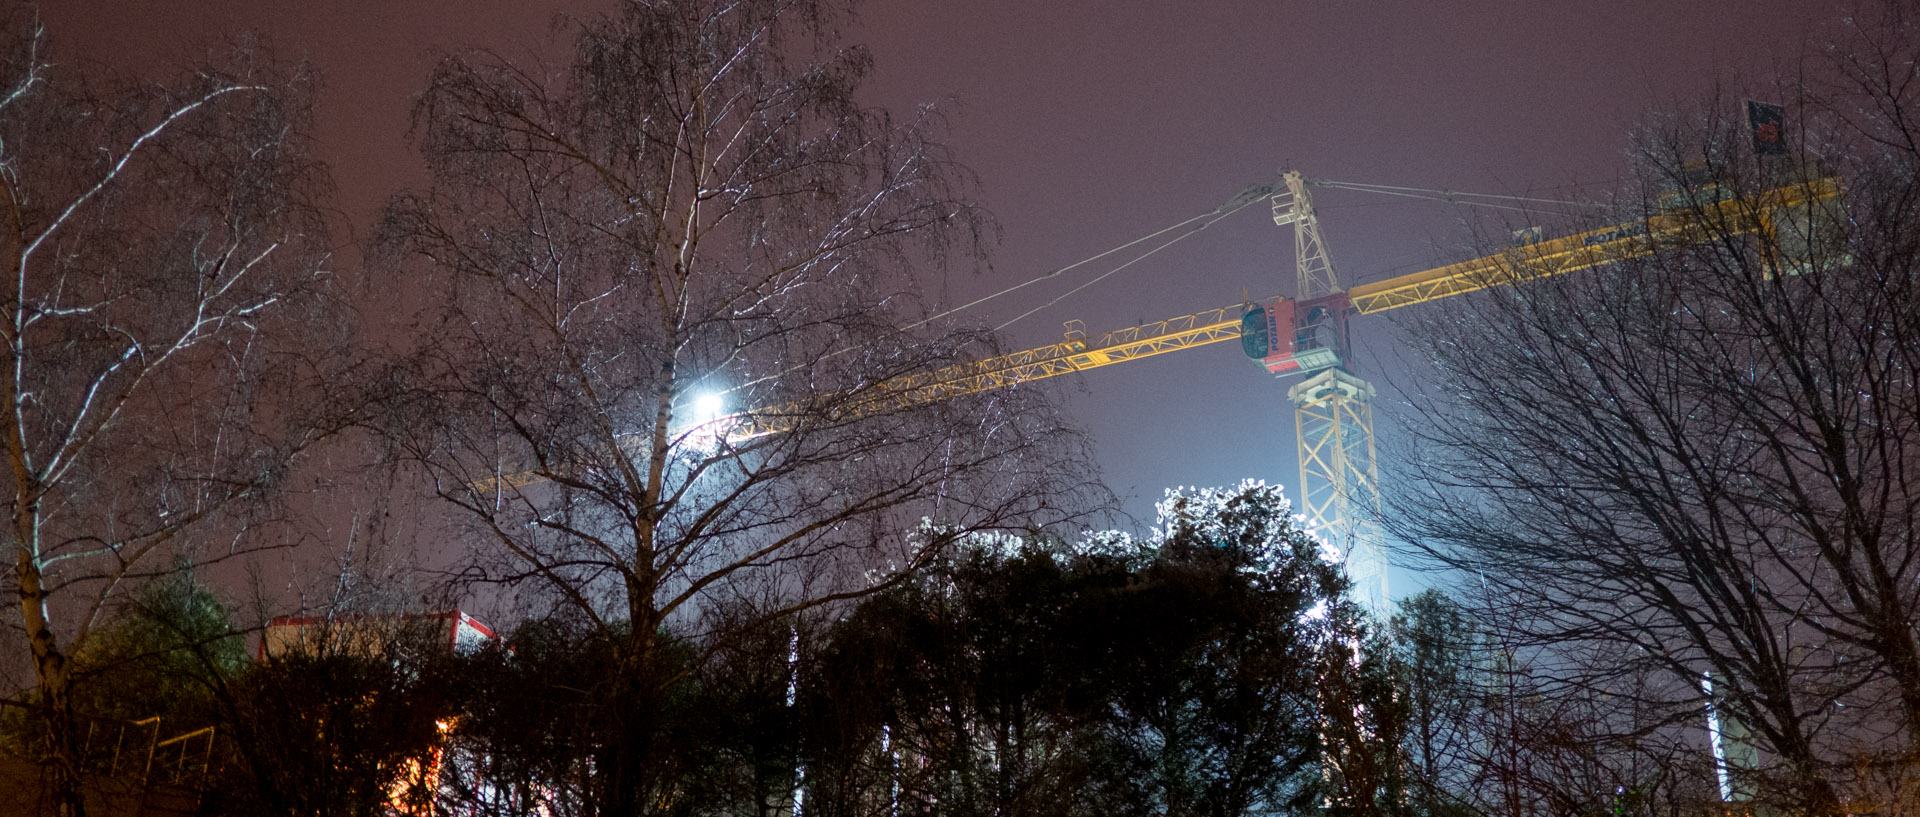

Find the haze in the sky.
xmin=48 ymin=0 xmax=1843 ymax=599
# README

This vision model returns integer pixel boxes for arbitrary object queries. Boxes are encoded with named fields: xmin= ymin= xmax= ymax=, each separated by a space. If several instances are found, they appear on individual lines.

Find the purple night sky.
xmin=47 ymin=0 xmax=1839 ymax=580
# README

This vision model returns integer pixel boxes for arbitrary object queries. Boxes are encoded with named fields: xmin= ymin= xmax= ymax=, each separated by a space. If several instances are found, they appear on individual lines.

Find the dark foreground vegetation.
xmin=10 ymin=484 xmax=1412 ymax=817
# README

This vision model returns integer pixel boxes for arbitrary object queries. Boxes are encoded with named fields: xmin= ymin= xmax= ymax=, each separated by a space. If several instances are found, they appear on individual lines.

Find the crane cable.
xmin=1318 ymin=185 xmax=1541 ymax=214
xmin=1311 ymin=178 xmax=1607 ymax=214
xmin=902 ymin=199 xmax=1243 ymax=334
xmin=978 ymin=178 xmax=1609 ymax=335
xmin=916 ymin=176 xmax=1597 ymax=332
xmin=732 ymin=195 xmax=1259 ymax=394
xmin=991 ymin=195 xmax=1260 ymax=333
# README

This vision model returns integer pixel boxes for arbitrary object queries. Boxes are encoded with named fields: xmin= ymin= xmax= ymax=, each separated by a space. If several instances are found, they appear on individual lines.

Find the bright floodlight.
xmin=692 ymin=391 xmax=726 ymax=423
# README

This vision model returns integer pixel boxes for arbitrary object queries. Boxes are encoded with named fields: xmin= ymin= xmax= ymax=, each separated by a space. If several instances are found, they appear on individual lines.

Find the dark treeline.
xmin=17 ymin=483 xmax=1429 ymax=817
xmin=43 ymin=484 xmax=1652 ymax=817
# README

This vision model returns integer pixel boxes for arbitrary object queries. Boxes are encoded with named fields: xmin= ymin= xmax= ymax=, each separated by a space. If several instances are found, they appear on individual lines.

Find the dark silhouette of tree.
xmin=805 ymin=483 xmax=1357 ymax=817
xmin=429 ymin=616 xmax=627 ymax=817
xmin=1368 ymin=590 xmax=1720 ymax=817
xmin=375 ymin=1 xmax=1097 ymax=813
xmin=1110 ymin=484 xmax=1357 ymax=817
xmin=806 ymin=542 xmax=1103 ymax=817
xmin=207 ymin=618 xmax=462 ymax=817
xmin=0 ymin=14 xmax=335 ymax=815
xmin=1383 ymin=591 xmax=1477 ymax=817
xmin=679 ymin=611 xmax=812 ymax=817
xmin=1388 ymin=9 xmax=1920 ymax=810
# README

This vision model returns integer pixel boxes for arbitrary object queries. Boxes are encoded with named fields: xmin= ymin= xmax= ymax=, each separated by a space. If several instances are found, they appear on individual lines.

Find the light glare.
xmin=692 ymin=391 xmax=725 ymax=422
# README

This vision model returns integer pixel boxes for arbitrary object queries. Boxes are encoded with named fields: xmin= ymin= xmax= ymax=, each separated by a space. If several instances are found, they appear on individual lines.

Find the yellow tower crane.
xmin=491 ymin=170 xmax=1842 ymax=615
xmin=726 ymin=170 xmax=1841 ymax=614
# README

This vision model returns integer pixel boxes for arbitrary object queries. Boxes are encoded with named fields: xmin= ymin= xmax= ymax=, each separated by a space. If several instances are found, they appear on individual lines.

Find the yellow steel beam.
xmin=1346 ymin=176 xmax=1842 ymax=314
xmin=899 ymin=303 xmax=1251 ymax=398
xmin=728 ymin=303 xmax=1256 ymax=441
xmin=472 ymin=304 xmax=1262 ymax=492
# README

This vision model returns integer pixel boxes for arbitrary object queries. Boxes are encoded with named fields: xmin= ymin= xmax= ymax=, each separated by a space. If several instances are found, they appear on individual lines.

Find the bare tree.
xmin=1388 ymin=12 xmax=1920 ymax=810
xmin=0 ymin=14 xmax=334 ymax=815
xmin=1381 ymin=591 xmax=1482 ymax=817
xmin=376 ymin=1 xmax=1097 ymax=813
xmin=1378 ymin=588 xmax=1729 ymax=817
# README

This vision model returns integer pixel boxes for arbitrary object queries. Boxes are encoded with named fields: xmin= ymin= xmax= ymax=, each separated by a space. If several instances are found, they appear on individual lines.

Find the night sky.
xmin=49 ymin=0 xmax=1840 ymax=594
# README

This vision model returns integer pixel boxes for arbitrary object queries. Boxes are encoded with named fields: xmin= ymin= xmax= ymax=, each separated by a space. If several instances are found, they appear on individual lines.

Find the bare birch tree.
xmin=377 ymin=1 xmax=1097 ymax=813
xmin=0 ymin=16 xmax=334 ymax=815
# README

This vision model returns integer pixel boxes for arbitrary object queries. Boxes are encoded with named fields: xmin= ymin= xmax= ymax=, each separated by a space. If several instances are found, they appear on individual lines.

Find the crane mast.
xmin=1266 ymin=171 xmax=1388 ymax=614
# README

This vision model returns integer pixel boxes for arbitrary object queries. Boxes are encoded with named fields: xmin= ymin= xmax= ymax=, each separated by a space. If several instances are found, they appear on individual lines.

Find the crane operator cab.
xmin=1242 ymin=294 xmax=1350 ymax=376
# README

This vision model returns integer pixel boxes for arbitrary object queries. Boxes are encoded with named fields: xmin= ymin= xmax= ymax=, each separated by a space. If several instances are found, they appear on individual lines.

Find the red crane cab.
xmin=1241 ymin=294 xmax=1351 ymax=375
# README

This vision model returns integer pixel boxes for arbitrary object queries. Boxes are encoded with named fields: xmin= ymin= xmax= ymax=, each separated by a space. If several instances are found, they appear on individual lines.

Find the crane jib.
xmin=1347 ymin=176 xmax=1842 ymax=314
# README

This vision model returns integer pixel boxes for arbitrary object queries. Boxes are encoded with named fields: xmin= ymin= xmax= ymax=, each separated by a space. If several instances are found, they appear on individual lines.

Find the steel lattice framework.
xmin=1289 ymin=369 xmax=1385 ymax=613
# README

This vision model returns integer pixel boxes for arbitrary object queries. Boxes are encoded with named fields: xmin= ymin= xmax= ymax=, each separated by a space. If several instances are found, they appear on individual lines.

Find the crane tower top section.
xmin=1270 ymin=170 xmax=1342 ymax=301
